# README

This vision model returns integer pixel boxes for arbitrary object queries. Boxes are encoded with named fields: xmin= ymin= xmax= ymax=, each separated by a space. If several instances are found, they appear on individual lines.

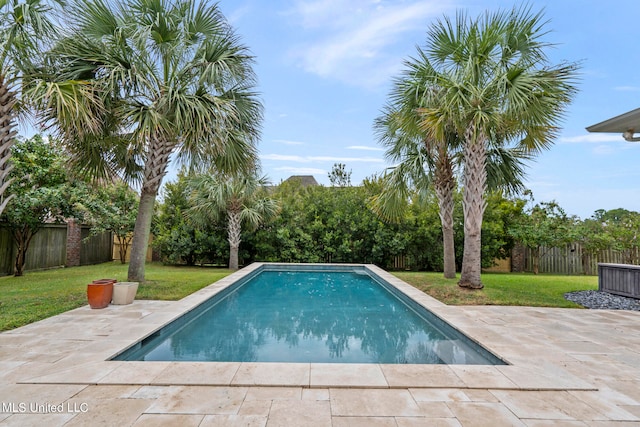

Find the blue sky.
xmin=210 ymin=0 xmax=640 ymax=219
xmin=18 ymin=1 xmax=638 ymax=219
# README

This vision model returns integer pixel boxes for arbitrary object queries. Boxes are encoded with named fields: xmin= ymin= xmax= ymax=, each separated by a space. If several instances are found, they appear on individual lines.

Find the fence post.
xmin=66 ymin=219 xmax=81 ymax=267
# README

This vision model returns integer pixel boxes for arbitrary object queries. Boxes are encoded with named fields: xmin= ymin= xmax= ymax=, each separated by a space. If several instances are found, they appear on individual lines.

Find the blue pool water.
xmin=114 ymin=266 xmax=505 ymax=364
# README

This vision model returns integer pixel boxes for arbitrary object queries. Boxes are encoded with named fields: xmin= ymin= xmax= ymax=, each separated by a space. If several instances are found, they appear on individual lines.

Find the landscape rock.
xmin=564 ymin=290 xmax=640 ymax=311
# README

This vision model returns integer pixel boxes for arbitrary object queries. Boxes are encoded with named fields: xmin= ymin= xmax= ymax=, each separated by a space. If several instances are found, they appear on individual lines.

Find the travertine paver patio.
xmin=1 ymin=264 xmax=639 ymax=426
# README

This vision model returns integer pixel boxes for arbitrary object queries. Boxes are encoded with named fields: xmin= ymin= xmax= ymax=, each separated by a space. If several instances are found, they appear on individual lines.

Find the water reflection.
xmin=140 ymin=271 xmax=492 ymax=364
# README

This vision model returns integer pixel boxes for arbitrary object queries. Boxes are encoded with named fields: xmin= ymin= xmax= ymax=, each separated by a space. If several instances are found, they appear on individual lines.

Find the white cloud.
xmin=560 ymin=134 xmax=626 ymax=143
xmin=286 ymin=1 xmax=451 ymax=88
xmin=347 ymin=145 xmax=385 ymax=151
xmin=261 ymin=153 xmax=384 ymax=163
xmin=309 ymin=156 xmax=384 ymax=163
xmin=614 ymin=86 xmax=640 ymax=92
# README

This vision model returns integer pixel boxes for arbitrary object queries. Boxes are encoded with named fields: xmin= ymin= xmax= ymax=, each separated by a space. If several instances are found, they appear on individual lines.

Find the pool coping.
xmin=10 ymin=263 xmax=598 ymax=391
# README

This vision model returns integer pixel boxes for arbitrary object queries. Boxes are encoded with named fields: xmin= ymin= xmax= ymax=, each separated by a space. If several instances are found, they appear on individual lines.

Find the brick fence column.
xmin=66 ymin=218 xmax=81 ymax=267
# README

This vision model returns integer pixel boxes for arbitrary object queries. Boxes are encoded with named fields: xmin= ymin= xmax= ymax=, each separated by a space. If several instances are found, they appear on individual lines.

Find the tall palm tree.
xmin=0 ymin=0 xmax=58 ymax=216
xmin=373 ymin=98 xmax=530 ymax=280
xmin=31 ymin=0 xmax=262 ymax=281
xmin=373 ymin=87 xmax=459 ymax=279
xmin=374 ymin=57 xmax=532 ymax=280
xmin=187 ymin=172 xmax=279 ymax=270
xmin=412 ymin=6 xmax=578 ymax=288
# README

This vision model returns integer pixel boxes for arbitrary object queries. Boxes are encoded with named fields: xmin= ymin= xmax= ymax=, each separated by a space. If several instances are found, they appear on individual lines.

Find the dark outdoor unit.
xmin=598 ymin=263 xmax=640 ymax=299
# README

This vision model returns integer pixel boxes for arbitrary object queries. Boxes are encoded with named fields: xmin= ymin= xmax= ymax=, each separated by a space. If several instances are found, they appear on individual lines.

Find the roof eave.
xmin=586 ymin=107 xmax=640 ymax=133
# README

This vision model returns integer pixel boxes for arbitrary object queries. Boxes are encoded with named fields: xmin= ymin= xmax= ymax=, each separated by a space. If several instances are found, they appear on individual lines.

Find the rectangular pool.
xmin=113 ymin=264 xmax=505 ymax=365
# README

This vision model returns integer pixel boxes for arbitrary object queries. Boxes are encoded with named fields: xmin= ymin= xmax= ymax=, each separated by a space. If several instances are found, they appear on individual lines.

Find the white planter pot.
xmin=111 ymin=282 xmax=139 ymax=305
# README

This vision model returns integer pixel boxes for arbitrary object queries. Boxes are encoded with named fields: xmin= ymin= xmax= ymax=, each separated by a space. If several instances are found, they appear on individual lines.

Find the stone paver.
xmin=99 ymin=361 xmax=172 ymax=385
xmin=1 ymin=263 xmax=640 ymax=426
xmin=310 ymin=363 xmax=387 ymax=388
xmin=149 ymin=361 xmax=240 ymax=385
xmin=490 ymin=390 xmax=600 ymax=421
xmin=446 ymin=402 xmax=526 ymax=426
xmin=450 ymin=365 xmax=517 ymax=389
xmin=63 ymin=398 xmax=154 ymax=426
xmin=408 ymin=388 xmax=470 ymax=402
xmin=381 ymin=364 xmax=464 ymax=388
xmin=231 ymin=362 xmax=310 ymax=387
xmin=131 ymin=414 xmax=204 ymax=427
xmin=332 ymin=416 xmax=397 ymax=426
xmin=396 ymin=418 xmax=462 ymax=427
xmin=266 ymin=400 xmax=331 ymax=427
xmin=145 ymin=385 xmax=247 ymax=414
xmin=199 ymin=414 xmax=267 ymax=426
xmin=330 ymin=389 xmax=424 ymax=417
xmin=0 ymin=413 xmax=77 ymax=426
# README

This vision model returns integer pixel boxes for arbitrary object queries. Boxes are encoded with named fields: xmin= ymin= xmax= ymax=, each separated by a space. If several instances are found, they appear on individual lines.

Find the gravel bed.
xmin=564 ymin=290 xmax=640 ymax=311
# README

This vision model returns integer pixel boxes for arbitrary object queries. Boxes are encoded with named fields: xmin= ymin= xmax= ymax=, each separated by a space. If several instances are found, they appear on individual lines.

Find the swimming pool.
xmin=113 ymin=264 xmax=506 ymax=365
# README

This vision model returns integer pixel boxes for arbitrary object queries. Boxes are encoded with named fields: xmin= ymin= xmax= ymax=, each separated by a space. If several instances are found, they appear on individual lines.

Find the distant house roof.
xmin=284 ymin=175 xmax=319 ymax=187
xmin=586 ymin=107 xmax=640 ymax=141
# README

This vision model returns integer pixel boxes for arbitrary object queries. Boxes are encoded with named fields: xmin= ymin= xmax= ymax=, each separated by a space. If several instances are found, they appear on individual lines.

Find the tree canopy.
xmin=407 ymin=5 xmax=579 ymax=288
xmin=31 ymin=0 xmax=263 ymax=281
xmin=1 ymin=135 xmax=75 ymax=275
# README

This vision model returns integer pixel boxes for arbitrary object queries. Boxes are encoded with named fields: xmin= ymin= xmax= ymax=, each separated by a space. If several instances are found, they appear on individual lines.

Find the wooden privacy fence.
xmin=390 ymin=243 xmax=637 ymax=275
xmin=514 ymin=243 xmax=639 ymax=275
xmin=81 ymin=227 xmax=113 ymax=266
xmin=0 ymin=223 xmax=112 ymax=276
xmin=112 ymin=234 xmax=156 ymax=263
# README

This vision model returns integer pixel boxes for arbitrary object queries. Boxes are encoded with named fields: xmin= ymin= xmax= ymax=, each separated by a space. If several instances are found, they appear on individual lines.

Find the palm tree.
xmin=0 ymin=0 xmax=58 ymax=216
xmin=31 ymin=0 xmax=261 ymax=281
xmin=411 ymin=6 xmax=578 ymax=288
xmin=373 ymin=90 xmax=458 ymax=279
xmin=187 ymin=172 xmax=279 ymax=270
xmin=374 ymin=57 xmax=532 ymax=280
xmin=371 ymin=112 xmax=530 ymax=279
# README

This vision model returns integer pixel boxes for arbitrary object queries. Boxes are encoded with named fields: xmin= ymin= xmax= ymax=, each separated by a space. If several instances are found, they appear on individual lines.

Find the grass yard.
xmin=394 ymin=271 xmax=598 ymax=307
xmin=0 ymin=262 xmax=232 ymax=331
xmin=0 ymin=262 xmax=600 ymax=332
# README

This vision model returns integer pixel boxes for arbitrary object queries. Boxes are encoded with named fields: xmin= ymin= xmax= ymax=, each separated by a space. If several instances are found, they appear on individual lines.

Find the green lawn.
xmin=0 ymin=262 xmax=599 ymax=332
xmin=393 ymin=271 xmax=598 ymax=307
xmin=0 ymin=262 xmax=232 ymax=331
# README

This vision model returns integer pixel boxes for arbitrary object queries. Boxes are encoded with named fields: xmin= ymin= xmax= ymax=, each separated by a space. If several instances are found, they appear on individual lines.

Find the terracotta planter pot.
xmin=92 ymin=279 xmax=117 ymax=284
xmin=87 ymin=279 xmax=116 ymax=309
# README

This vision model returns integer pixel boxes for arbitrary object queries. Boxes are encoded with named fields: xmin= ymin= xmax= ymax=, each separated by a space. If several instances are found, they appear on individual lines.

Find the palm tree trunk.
xmin=459 ymin=125 xmax=487 ymax=289
xmin=442 ymin=225 xmax=456 ymax=278
xmin=128 ymin=135 xmax=174 ymax=282
xmin=0 ymin=76 xmax=17 ymax=216
xmin=434 ymin=149 xmax=456 ymax=279
xmin=227 ymin=209 xmax=242 ymax=270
